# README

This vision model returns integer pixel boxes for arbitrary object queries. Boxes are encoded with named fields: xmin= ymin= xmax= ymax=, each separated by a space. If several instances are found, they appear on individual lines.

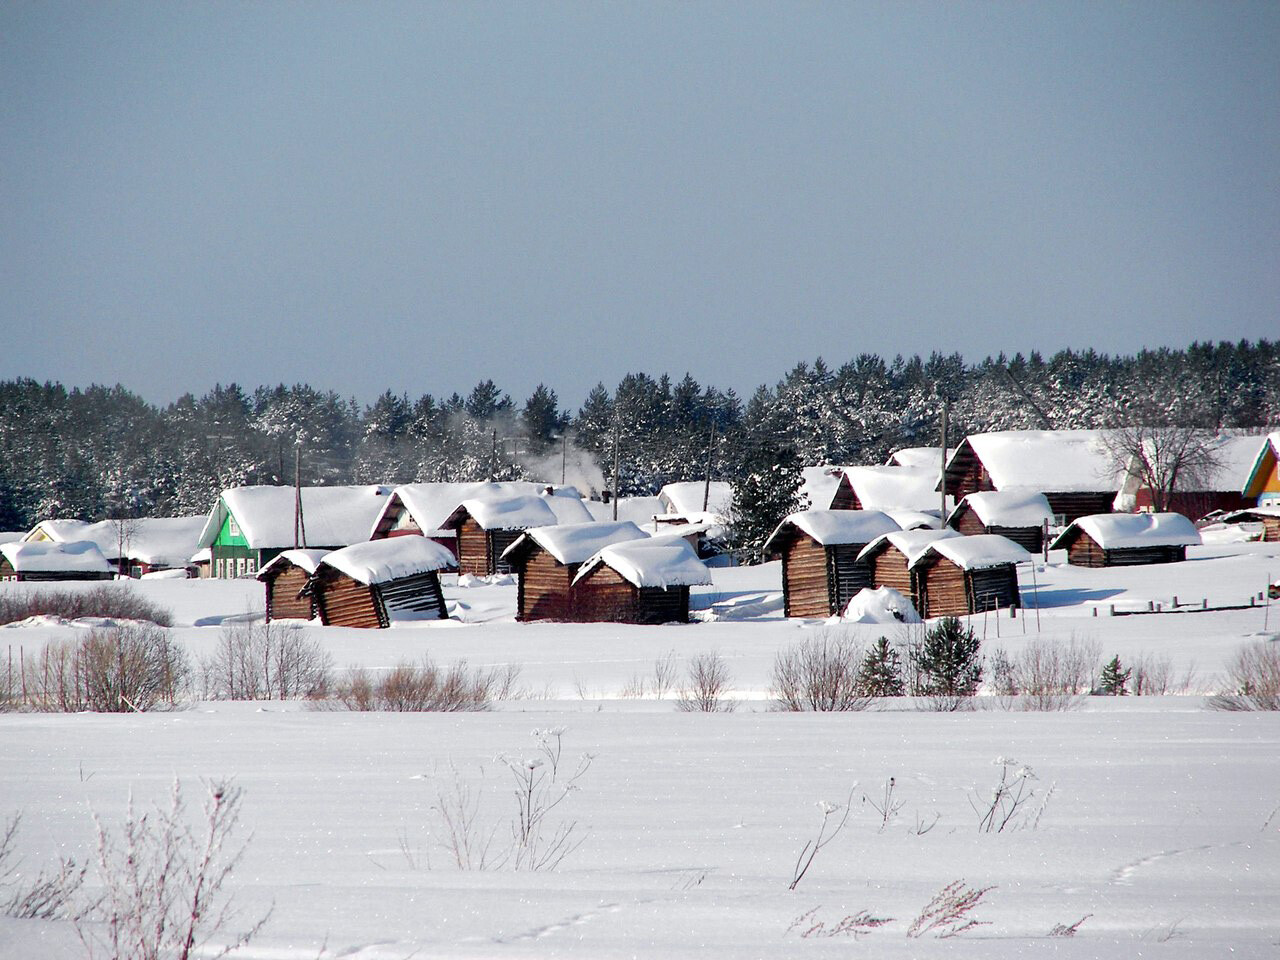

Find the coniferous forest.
xmin=2 ymin=341 xmax=1277 ymax=547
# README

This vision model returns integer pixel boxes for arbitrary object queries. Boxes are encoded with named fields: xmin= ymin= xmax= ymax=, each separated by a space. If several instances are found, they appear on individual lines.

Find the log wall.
xmin=870 ymin=548 xmax=917 ymax=606
xmin=951 ymin=509 xmax=986 ymax=536
xmin=968 ymin=566 xmax=1020 ymax=613
xmin=517 ymin=547 xmax=575 ymax=621
xmin=830 ymin=544 xmax=872 ymax=612
xmin=571 ymin=564 xmax=639 ymax=623
xmin=781 ymin=533 xmax=834 ymax=618
xmin=457 ymin=517 xmax=491 ymax=577
xmin=378 ymin=573 xmax=447 ymax=620
xmin=265 ymin=566 xmax=314 ymax=621
xmin=988 ymin=524 xmax=1044 ymax=552
xmin=1045 ymin=492 xmax=1115 ymax=525
xmin=316 ymin=574 xmax=385 ymax=628
xmin=917 ymin=558 xmax=970 ymax=618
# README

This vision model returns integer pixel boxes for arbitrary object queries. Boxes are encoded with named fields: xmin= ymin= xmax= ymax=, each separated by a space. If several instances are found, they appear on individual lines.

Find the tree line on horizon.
xmin=1 ymin=340 xmax=1276 ymax=558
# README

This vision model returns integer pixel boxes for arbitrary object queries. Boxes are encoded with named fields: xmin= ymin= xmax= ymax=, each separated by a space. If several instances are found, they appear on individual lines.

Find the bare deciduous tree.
xmin=1107 ymin=421 xmax=1225 ymax=515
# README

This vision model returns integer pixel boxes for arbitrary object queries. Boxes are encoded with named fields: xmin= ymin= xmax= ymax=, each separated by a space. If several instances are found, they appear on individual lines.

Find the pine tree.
xmin=858 ymin=637 xmax=905 ymax=697
xmin=1098 ymin=655 xmax=1131 ymax=696
xmin=914 ymin=617 xmax=982 ymax=697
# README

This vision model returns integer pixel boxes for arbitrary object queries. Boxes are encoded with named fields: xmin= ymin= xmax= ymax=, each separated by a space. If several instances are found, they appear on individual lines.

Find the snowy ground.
xmin=2 ymin=540 xmax=1279 ymax=958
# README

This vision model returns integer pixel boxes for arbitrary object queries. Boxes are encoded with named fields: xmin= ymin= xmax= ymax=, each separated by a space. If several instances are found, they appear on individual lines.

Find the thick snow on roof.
xmin=0 ymin=532 xmax=24 ymax=545
xmin=959 ymin=430 xmax=1123 ymax=493
xmin=884 ymin=510 xmax=942 ymax=531
xmin=25 ymin=517 xmax=207 ymax=565
xmin=1223 ymin=506 xmax=1280 ymax=521
xmin=1054 ymin=513 xmax=1202 ymax=551
xmin=798 ymin=466 xmax=847 ymax=512
xmin=839 ymin=465 xmax=941 ymax=511
xmin=765 ymin=510 xmax=900 ymax=552
xmin=886 ymin=447 xmax=950 ymax=469
xmin=1114 ymin=433 xmax=1267 ymax=508
xmin=457 ymin=495 xmax=560 ymax=531
xmin=199 ymin=486 xmax=392 ymax=550
xmin=952 ymin=491 xmax=1054 ymax=528
xmin=583 ymin=496 xmax=665 ymax=524
xmin=320 ymin=536 xmax=457 ymax=585
xmin=541 ymin=494 xmax=594 ymax=525
xmin=379 ymin=482 xmax=577 ymax=537
xmin=256 ymin=548 xmax=330 ymax=580
xmin=506 ymin=521 xmax=648 ymax=566
xmin=858 ymin=528 xmax=964 ymax=565
xmin=1 ymin=540 xmax=113 ymax=573
xmin=574 ymin=536 xmax=713 ymax=589
xmin=911 ymin=534 xmax=1031 ymax=571
xmin=658 ymin=481 xmax=734 ymax=518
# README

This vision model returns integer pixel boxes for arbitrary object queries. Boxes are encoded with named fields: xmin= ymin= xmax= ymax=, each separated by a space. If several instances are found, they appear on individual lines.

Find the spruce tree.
xmin=858 ymin=637 xmax=905 ymax=697
xmin=1099 ymin=655 xmax=1131 ymax=696
xmin=914 ymin=617 xmax=983 ymax=697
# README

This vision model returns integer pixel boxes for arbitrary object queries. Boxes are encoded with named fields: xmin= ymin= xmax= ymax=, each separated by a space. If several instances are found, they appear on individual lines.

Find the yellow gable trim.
xmin=1244 ymin=446 xmax=1279 ymax=497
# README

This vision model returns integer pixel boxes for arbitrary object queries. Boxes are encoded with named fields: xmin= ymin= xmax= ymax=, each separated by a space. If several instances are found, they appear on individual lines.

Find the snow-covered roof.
xmin=1240 ymin=432 xmax=1280 ymax=497
xmin=24 ymin=517 xmax=208 ymax=566
xmin=450 ymin=495 xmax=561 ymax=531
xmin=857 ymin=528 xmax=964 ymax=566
xmin=884 ymin=510 xmax=942 ymax=531
xmin=657 ymin=481 xmax=734 ymax=518
xmin=375 ymin=482 xmax=580 ymax=537
xmin=885 ymin=447 xmax=950 ymax=469
xmin=949 ymin=491 xmax=1054 ymax=528
xmin=837 ymin=465 xmax=942 ymax=511
xmin=583 ymin=496 xmax=665 ymax=524
xmin=198 ymin=486 xmax=392 ymax=550
xmin=0 ymin=539 xmax=113 ymax=574
xmin=911 ymin=534 xmax=1031 ymax=571
xmin=764 ymin=510 xmax=900 ymax=553
xmin=574 ymin=536 xmax=714 ymax=589
xmin=949 ymin=430 xmax=1124 ymax=494
xmin=540 ymin=494 xmax=595 ymax=525
xmin=504 ymin=521 xmax=648 ymax=566
xmin=256 ymin=548 xmax=330 ymax=580
xmin=1051 ymin=513 xmax=1202 ymax=551
xmin=319 ymin=536 xmax=457 ymax=586
xmin=0 ymin=532 xmax=24 ymax=545
xmin=1223 ymin=506 xmax=1280 ymax=521
xmin=1113 ymin=433 xmax=1266 ymax=509
xmin=798 ymin=466 xmax=846 ymax=512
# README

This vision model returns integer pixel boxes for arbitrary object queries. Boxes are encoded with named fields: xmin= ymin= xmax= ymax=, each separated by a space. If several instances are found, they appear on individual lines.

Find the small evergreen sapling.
xmin=914 ymin=617 xmax=982 ymax=698
xmin=1098 ymin=655 xmax=1131 ymax=695
xmin=858 ymin=638 xmax=905 ymax=697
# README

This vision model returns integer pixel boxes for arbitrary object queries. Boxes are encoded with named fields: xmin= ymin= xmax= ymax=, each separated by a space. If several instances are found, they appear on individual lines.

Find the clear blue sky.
xmin=2 ymin=1 xmax=1276 ymax=409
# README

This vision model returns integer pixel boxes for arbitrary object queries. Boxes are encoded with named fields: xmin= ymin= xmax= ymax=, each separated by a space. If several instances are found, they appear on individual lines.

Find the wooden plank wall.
xmin=830 ymin=544 xmax=872 ymax=612
xmin=1101 ymin=545 xmax=1186 ymax=567
xmin=316 ymin=574 xmax=385 ymax=628
xmin=1045 ymin=492 xmax=1115 ymax=524
xmin=781 ymin=533 xmax=834 ymax=618
xmin=967 ymin=566 xmax=1020 ymax=613
xmin=266 ymin=566 xmax=314 ymax=621
xmin=951 ymin=509 xmax=986 ymax=536
xmin=1066 ymin=534 xmax=1108 ymax=568
xmin=571 ymin=564 xmax=639 ymax=623
xmin=870 ymin=548 xmax=918 ymax=607
xmin=917 ymin=558 xmax=970 ymax=618
xmin=457 ymin=517 xmax=491 ymax=577
xmin=518 ymin=547 xmax=575 ymax=621
xmin=490 ymin=530 xmax=522 ymax=574
xmin=988 ymin=524 xmax=1044 ymax=552
xmin=377 ymin=573 xmax=446 ymax=620
xmin=636 ymin=586 xmax=690 ymax=624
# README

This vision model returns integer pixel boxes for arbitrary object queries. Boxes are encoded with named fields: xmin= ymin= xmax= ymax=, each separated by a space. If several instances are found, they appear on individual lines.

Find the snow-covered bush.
xmin=771 ymin=630 xmax=871 ymax=711
xmin=1208 ymin=640 xmax=1280 ymax=711
xmin=201 ymin=621 xmax=332 ymax=701
xmin=0 ymin=585 xmax=173 ymax=627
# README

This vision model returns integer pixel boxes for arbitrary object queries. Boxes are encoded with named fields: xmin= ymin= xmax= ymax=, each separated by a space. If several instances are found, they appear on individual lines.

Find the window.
xmin=228 ymin=517 xmax=240 ymax=537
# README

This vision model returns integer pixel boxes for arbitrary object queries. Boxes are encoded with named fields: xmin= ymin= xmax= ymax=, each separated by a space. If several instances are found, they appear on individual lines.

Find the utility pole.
xmin=561 ymin=432 xmax=568 ymax=486
xmin=939 ymin=398 xmax=950 ymax=521
xmin=293 ymin=445 xmax=307 ymax=548
xmin=612 ymin=419 xmax=620 ymax=521
xmin=702 ymin=418 xmax=717 ymax=513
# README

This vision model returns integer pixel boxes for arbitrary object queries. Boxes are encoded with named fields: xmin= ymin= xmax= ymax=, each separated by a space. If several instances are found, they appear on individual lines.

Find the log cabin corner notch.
xmin=569 ymin=536 xmax=712 ymax=624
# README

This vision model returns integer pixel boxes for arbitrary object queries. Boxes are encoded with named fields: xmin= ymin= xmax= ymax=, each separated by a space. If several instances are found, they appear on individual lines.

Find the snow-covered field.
xmin=2 ymin=540 xmax=1279 ymax=958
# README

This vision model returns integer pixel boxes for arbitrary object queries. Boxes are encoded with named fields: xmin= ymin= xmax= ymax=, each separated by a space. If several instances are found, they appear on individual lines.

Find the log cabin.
xmin=763 ymin=510 xmax=901 ymax=618
xmin=856 ymin=528 xmax=964 ymax=613
xmin=827 ymin=465 xmax=944 ymax=514
xmin=570 ymin=537 xmax=712 ymax=624
xmin=945 ymin=491 xmax=1054 ymax=552
xmin=1049 ymin=513 xmax=1202 ymax=567
xmin=502 ymin=521 xmax=648 ymax=621
xmin=256 ymin=549 xmax=328 ymax=621
xmin=0 ymin=540 xmax=115 ymax=582
xmin=308 ymin=537 xmax=457 ymax=628
xmin=940 ymin=430 xmax=1124 ymax=524
xmin=1221 ymin=507 xmax=1280 ymax=542
xmin=22 ymin=516 xmax=207 ymax=577
xmin=442 ymin=495 xmax=592 ymax=578
xmin=909 ymin=535 xmax=1029 ymax=619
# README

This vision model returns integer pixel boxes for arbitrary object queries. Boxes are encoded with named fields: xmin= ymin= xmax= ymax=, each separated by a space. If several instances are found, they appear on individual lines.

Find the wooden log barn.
xmin=501 ymin=521 xmax=648 ymax=621
xmin=308 ymin=537 xmax=457 ymax=628
xmin=0 ymin=540 xmax=115 ymax=582
xmin=570 ymin=536 xmax=712 ymax=624
xmin=826 ymin=465 xmax=943 ymax=514
xmin=763 ymin=510 xmax=901 ymax=618
xmin=256 ymin=549 xmax=329 ymax=621
xmin=856 ymin=528 xmax=964 ymax=613
xmin=1049 ymin=513 xmax=1201 ymax=567
xmin=442 ymin=496 xmax=563 ymax=578
xmin=945 ymin=490 xmax=1054 ymax=552
xmin=909 ymin=535 xmax=1029 ymax=618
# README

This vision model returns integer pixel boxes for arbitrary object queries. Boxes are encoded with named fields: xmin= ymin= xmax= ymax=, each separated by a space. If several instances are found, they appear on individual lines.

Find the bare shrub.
xmin=431 ymin=762 xmax=502 ymax=870
xmin=771 ymin=630 xmax=871 ymax=712
xmin=79 ymin=780 xmax=268 ymax=960
xmin=21 ymin=626 xmax=190 ymax=713
xmin=0 ymin=584 xmax=172 ymax=627
xmin=676 ymin=652 xmax=735 ymax=712
xmin=1049 ymin=914 xmax=1092 ymax=937
xmin=789 ymin=790 xmax=854 ymax=891
xmin=993 ymin=635 xmax=1100 ymax=711
xmin=786 ymin=906 xmax=893 ymax=938
xmin=1208 ymin=641 xmax=1280 ymax=711
xmin=329 ymin=657 xmax=507 ymax=711
xmin=971 ymin=758 xmax=1051 ymax=832
xmin=651 ymin=650 xmax=678 ymax=699
xmin=201 ymin=621 xmax=332 ymax=701
xmin=0 ymin=813 xmax=89 ymax=920
xmin=863 ymin=777 xmax=904 ymax=833
xmin=1131 ymin=652 xmax=1174 ymax=695
xmin=504 ymin=728 xmax=593 ymax=871
xmin=906 ymin=879 xmax=995 ymax=938
xmin=619 ymin=673 xmax=647 ymax=698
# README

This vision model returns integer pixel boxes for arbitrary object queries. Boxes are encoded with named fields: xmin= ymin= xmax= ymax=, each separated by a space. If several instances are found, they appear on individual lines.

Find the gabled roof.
xmin=942 ymin=430 xmax=1123 ymax=495
xmin=1 ymin=539 xmax=113 ymax=574
xmin=583 ymin=496 xmax=665 ymax=524
xmin=26 ymin=516 xmax=208 ymax=566
xmin=657 ymin=481 xmax=734 ymax=518
xmin=503 ymin=521 xmax=648 ymax=566
xmin=1050 ymin=513 xmax=1202 ymax=551
xmin=798 ymin=466 xmax=847 ymax=512
xmin=857 ymin=528 xmax=964 ymax=566
xmin=198 ymin=485 xmax=392 ymax=550
xmin=947 ymin=491 xmax=1054 ymax=528
xmin=573 ymin=536 xmax=713 ymax=589
xmin=318 ymin=536 xmax=457 ymax=586
xmin=445 ymin=495 xmax=561 ymax=532
xmin=883 ymin=510 xmax=942 ymax=531
xmin=374 ymin=482 xmax=581 ymax=537
xmin=910 ymin=534 xmax=1031 ymax=571
xmin=1242 ymin=432 xmax=1280 ymax=497
xmin=0 ymin=532 xmax=24 ymax=545
xmin=1113 ymin=433 xmax=1266 ymax=508
xmin=834 ymin=465 xmax=941 ymax=512
xmin=763 ymin=510 xmax=900 ymax=554
xmin=540 ymin=495 xmax=595 ymax=525
xmin=885 ymin=446 xmax=950 ymax=469
xmin=256 ymin=548 xmax=330 ymax=581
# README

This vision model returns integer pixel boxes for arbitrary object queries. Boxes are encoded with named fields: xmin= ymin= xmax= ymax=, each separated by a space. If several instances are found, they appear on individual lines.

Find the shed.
xmin=909 ymin=535 xmax=1029 ymax=618
xmin=1241 ymin=432 xmax=1280 ymax=508
xmin=23 ymin=516 xmax=207 ymax=577
xmin=828 ymin=465 xmax=943 ymax=513
xmin=570 ymin=537 xmax=712 ymax=624
xmin=1221 ymin=506 xmax=1280 ymax=542
xmin=945 ymin=491 xmax=1054 ymax=552
xmin=656 ymin=481 xmax=734 ymax=520
xmin=502 ymin=521 xmax=648 ymax=621
xmin=941 ymin=430 xmax=1124 ymax=523
xmin=0 ymin=540 xmax=115 ymax=582
xmin=309 ymin=537 xmax=457 ymax=628
xmin=763 ymin=510 xmax=901 ymax=618
xmin=442 ymin=496 xmax=565 ymax=577
xmin=256 ymin=549 xmax=329 ymax=622
xmin=1050 ymin=513 xmax=1202 ymax=567
xmin=856 ymin=529 xmax=964 ymax=611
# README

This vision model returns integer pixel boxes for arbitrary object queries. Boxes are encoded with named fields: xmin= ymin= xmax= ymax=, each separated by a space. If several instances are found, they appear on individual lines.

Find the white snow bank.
xmin=319 ymin=537 xmax=457 ymax=585
xmin=841 ymin=585 xmax=921 ymax=623
xmin=912 ymin=533 xmax=1031 ymax=570
xmin=574 ymin=536 xmax=713 ymax=589
xmin=505 ymin=521 xmax=647 ymax=566
xmin=763 ymin=509 xmax=900 ymax=552
xmin=1054 ymin=512 xmax=1203 ymax=550
xmin=0 ymin=539 xmax=113 ymax=574
xmin=952 ymin=490 xmax=1055 ymax=527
